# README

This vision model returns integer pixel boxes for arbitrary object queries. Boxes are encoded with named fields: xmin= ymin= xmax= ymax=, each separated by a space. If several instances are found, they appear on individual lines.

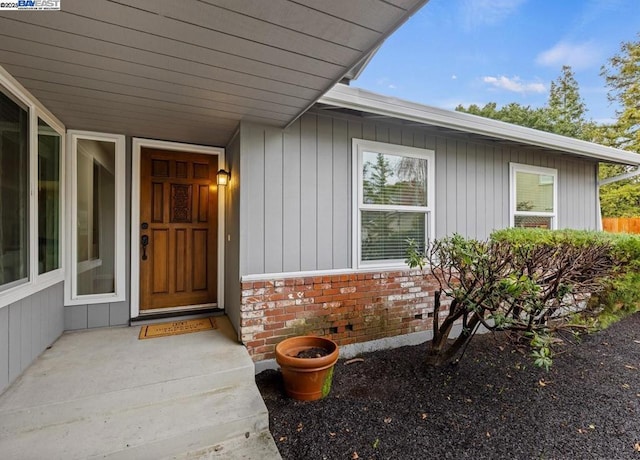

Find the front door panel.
xmin=140 ymin=148 xmax=218 ymax=310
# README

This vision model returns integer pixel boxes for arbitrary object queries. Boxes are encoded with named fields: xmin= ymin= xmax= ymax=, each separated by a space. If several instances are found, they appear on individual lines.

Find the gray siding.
xmin=63 ymin=301 xmax=129 ymax=331
xmin=0 ymin=282 xmax=64 ymax=394
xmin=240 ymin=117 xmax=353 ymax=276
xmin=224 ymin=132 xmax=242 ymax=338
xmin=239 ymin=113 xmax=600 ymax=276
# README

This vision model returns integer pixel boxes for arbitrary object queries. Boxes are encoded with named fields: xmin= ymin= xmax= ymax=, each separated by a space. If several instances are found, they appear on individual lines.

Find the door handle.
xmin=141 ymin=235 xmax=149 ymax=260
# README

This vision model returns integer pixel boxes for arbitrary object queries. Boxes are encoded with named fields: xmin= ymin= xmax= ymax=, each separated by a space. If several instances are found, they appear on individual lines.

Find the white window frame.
xmin=509 ymin=162 xmax=558 ymax=229
xmin=65 ymin=130 xmax=126 ymax=305
xmin=352 ymin=139 xmax=435 ymax=269
xmin=0 ymin=67 xmax=65 ymax=309
xmin=35 ymin=112 xmax=65 ymax=282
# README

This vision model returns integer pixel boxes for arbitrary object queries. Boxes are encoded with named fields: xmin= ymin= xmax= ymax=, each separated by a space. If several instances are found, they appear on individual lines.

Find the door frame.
xmin=131 ymin=138 xmax=225 ymax=318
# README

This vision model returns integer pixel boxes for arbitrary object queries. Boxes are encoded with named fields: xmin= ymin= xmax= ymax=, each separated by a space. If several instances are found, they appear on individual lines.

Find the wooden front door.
xmin=139 ymin=148 xmax=218 ymax=311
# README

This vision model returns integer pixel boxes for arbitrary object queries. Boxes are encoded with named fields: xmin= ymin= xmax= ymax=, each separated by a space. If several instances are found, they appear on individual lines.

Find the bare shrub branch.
xmin=407 ymin=234 xmax=615 ymax=368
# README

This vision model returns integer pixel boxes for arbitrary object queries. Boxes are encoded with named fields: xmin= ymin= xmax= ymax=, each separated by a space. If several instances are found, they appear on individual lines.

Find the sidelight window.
xmin=67 ymin=131 xmax=125 ymax=304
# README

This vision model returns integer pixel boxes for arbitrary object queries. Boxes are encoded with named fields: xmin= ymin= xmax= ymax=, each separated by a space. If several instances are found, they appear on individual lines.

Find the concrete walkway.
xmin=0 ymin=316 xmax=281 ymax=459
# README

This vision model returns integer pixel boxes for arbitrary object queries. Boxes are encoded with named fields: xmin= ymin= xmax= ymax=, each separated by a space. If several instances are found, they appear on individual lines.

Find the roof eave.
xmin=319 ymin=84 xmax=640 ymax=166
xmin=340 ymin=45 xmax=382 ymax=84
xmin=285 ymin=0 xmax=431 ymax=129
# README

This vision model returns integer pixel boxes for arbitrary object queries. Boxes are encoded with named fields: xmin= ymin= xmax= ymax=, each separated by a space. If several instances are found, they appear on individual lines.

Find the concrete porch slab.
xmin=0 ymin=316 xmax=281 ymax=460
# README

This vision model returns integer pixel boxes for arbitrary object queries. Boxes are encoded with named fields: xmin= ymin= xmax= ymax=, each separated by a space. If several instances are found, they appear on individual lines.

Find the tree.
xmin=455 ymin=102 xmax=553 ymax=132
xmin=600 ymin=35 xmax=640 ymax=153
xmin=456 ymin=65 xmax=591 ymax=139
xmin=599 ymin=180 xmax=640 ymax=217
xmin=547 ymin=65 xmax=588 ymax=139
xmin=456 ymin=55 xmax=640 ymax=217
xmin=598 ymin=36 xmax=640 ymax=217
xmin=362 ymin=153 xmax=393 ymax=204
xmin=362 ymin=154 xmax=396 ymax=260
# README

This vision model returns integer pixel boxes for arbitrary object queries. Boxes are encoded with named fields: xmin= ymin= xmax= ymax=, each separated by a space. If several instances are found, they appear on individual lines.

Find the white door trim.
xmin=131 ymin=138 xmax=226 ymax=318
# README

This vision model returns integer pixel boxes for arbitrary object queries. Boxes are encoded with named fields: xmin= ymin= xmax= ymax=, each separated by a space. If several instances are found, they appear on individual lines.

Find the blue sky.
xmin=354 ymin=0 xmax=640 ymax=124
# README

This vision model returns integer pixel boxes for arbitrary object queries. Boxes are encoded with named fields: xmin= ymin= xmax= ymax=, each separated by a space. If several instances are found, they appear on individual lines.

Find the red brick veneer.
xmin=240 ymin=270 xmax=447 ymax=361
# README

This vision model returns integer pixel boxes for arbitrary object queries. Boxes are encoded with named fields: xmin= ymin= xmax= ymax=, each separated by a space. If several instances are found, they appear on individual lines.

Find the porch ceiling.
xmin=0 ymin=0 xmax=427 ymax=147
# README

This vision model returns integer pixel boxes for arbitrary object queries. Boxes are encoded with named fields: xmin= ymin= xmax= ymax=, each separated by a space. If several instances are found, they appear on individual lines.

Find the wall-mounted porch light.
xmin=217 ymin=169 xmax=230 ymax=186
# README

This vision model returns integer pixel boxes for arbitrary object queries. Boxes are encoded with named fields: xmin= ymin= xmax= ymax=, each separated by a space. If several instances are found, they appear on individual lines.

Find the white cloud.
xmin=461 ymin=0 xmax=527 ymax=28
xmin=451 ymin=74 xmax=458 ymax=80
xmin=376 ymin=77 xmax=398 ymax=91
xmin=535 ymin=41 xmax=603 ymax=70
xmin=482 ymin=75 xmax=546 ymax=93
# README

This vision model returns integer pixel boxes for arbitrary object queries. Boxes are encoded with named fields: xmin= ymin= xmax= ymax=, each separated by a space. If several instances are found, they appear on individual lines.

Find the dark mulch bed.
xmin=257 ymin=313 xmax=640 ymax=460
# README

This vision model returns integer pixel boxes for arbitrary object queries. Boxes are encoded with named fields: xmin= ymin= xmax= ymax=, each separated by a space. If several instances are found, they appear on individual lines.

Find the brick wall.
xmin=240 ymin=269 xmax=446 ymax=362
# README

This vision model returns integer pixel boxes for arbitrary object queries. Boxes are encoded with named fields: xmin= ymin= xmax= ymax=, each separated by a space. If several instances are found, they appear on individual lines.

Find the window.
xmin=0 ymin=87 xmax=29 ymax=290
xmin=510 ymin=163 xmax=557 ymax=229
xmin=38 ymin=118 xmax=61 ymax=274
xmin=68 ymin=131 xmax=125 ymax=303
xmin=353 ymin=139 xmax=435 ymax=268
xmin=0 ymin=73 xmax=65 ymax=308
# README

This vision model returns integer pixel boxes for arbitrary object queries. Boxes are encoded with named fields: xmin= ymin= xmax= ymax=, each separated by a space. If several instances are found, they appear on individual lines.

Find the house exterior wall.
xmin=0 ymin=282 xmax=64 ymax=394
xmin=239 ymin=112 xmax=600 ymax=278
xmin=239 ymin=117 xmax=352 ymax=276
xmin=237 ymin=111 xmax=600 ymax=361
xmin=63 ymin=302 xmax=129 ymax=330
xmin=0 ymin=68 xmax=69 ymax=394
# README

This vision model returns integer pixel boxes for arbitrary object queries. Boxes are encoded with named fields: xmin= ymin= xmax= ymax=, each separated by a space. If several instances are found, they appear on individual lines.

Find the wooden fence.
xmin=602 ymin=217 xmax=640 ymax=234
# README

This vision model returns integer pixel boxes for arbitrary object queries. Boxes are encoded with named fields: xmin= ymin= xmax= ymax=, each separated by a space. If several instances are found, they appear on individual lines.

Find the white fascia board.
xmin=319 ymin=85 xmax=640 ymax=166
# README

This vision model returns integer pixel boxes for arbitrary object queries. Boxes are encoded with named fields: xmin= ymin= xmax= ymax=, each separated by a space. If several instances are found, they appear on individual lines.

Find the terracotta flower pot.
xmin=275 ymin=336 xmax=339 ymax=401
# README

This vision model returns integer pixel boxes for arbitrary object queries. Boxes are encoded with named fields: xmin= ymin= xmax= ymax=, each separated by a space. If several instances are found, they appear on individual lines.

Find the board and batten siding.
xmin=239 ymin=113 xmax=599 ymax=276
xmin=0 ymin=282 xmax=64 ymax=394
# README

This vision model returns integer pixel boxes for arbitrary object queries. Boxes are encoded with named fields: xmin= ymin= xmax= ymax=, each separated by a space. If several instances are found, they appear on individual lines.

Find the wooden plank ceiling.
xmin=0 ymin=0 xmax=427 ymax=146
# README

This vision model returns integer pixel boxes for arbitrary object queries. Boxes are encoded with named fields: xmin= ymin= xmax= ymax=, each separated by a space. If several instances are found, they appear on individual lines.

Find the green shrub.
xmin=491 ymin=227 xmax=610 ymax=248
xmin=407 ymin=230 xmax=616 ymax=369
xmin=491 ymin=228 xmax=640 ymax=328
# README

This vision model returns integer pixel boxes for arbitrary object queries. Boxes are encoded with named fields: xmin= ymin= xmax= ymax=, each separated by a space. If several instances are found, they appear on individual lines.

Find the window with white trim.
xmin=0 ymin=87 xmax=29 ymax=290
xmin=0 ymin=79 xmax=64 ymax=305
xmin=510 ymin=163 xmax=557 ymax=229
xmin=353 ymin=139 xmax=435 ymax=268
xmin=67 ymin=131 xmax=125 ymax=304
xmin=38 ymin=118 xmax=62 ymax=274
